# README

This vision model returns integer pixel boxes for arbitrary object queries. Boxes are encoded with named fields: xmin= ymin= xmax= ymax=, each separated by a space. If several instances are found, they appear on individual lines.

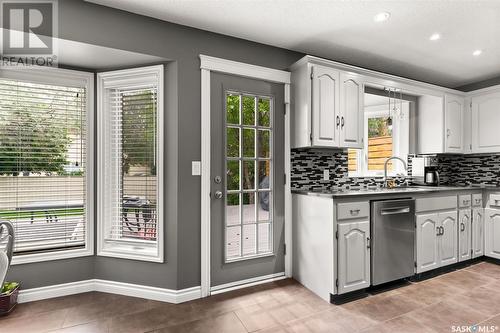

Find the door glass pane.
xmin=258 ymin=130 xmax=270 ymax=158
xmin=227 ymin=161 xmax=240 ymax=191
xmin=226 ymin=193 xmax=240 ymax=226
xmin=242 ymin=95 xmax=255 ymax=126
xmin=258 ymin=161 xmax=270 ymax=189
xmin=242 ymin=128 xmax=255 ymax=158
xmin=257 ymin=192 xmax=271 ymax=222
xmin=226 ymin=127 xmax=239 ymax=158
xmin=224 ymin=92 xmax=274 ymax=262
xmin=226 ymin=226 xmax=241 ymax=259
xmin=226 ymin=94 xmax=240 ymax=124
xmin=242 ymin=161 xmax=255 ymax=190
xmin=258 ymin=223 xmax=271 ymax=253
xmin=242 ymin=224 xmax=256 ymax=256
xmin=258 ymin=98 xmax=271 ymax=127
xmin=242 ymin=192 xmax=256 ymax=224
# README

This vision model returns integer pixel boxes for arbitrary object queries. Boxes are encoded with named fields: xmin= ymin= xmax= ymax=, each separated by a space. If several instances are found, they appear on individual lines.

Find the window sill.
xmin=11 ymin=247 xmax=94 ymax=265
xmin=98 ymin=240 xmax=164 ymax=263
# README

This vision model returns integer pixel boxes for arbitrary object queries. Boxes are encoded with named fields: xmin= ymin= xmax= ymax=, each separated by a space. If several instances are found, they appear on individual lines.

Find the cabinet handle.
xmin=350 ymin=209 xmax=360 ymax=216
xmin=336 ymin=116 xmax=340 ymax=128
xmin=463 ymin=200 xmax=470 ymax=205
xmin=460 ymin=222 xmax=465 ymax=232
xmin=475 ymin=198 xmax=481 ymax=205
xmin=441 ymin=226 xmax=445 ymax=235
xmin=367 ymin=237 xmax=371 ymax=249
xmin=446 ymin=129 xmax=451 ymax=137
xmin=341 ymin=116 xmax=345 ymax=128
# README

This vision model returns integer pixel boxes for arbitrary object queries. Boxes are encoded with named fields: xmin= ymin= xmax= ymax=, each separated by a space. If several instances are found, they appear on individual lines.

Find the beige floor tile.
xmin=152 ymin=312 xmax=246 ymax=333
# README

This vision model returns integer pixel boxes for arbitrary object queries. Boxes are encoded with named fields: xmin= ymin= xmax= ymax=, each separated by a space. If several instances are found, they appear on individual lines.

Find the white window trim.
xmin=1 ymin=67 xmax=95 ymax=265
xmin=97 ymin=65 xmax=164 ymax=263
xmin=349 ymin=102 xmax=409 ymax=178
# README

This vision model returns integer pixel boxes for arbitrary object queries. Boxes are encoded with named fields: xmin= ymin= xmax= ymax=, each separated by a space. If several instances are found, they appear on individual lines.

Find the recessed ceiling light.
xmin=473 ymin=49 xmax=482 ymax=56
xmin=429 ymin=33 xmax=441 ymax=41
xmin=374 ymin=12 xmax=390 ymax=23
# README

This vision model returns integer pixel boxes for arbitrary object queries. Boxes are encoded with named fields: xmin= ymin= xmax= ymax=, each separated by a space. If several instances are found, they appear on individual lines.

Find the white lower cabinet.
xmin=458 ymin=209 xmax=472 ymax=262
xmin=416 ymin=210 xmax=458 ymax=273
xmin=485 ymin=208 xmax=500 ymax=259
xmin=416 ymin=213 xmax=440 ymax=273
xmin=337 ymin=221 xmax=370 ymax=294
xmin=472 ymin=208 xmax=485 ymax=258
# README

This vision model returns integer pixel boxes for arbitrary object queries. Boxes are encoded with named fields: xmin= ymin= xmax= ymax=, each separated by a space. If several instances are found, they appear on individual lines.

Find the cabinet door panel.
xmin=458 ymin=209 xmax=471 ymax=262
xmin=416 ymin=213 xmax=439 ymax=273
xmin=485 ymin=209 xmax=500 ymax=259
xmin=340 ymin=74 xmax=363 ymax=148
xmin=439 ymin=211 xmax=458 ymax=266
xmin=445 ymin=95 xmax=464 ymax=153
xmin=337 ymin=221 xmax=370 ymax=294
xmin=472 ymin=208 xmax=484 ymax=258
xmin=312 ymin=65 xmax=340 ymax=147
xmin=472 ymin=92 xmax=500 ymax=153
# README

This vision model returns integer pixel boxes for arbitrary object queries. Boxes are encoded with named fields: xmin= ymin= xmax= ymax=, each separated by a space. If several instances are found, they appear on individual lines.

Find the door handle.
xmin=336 ymin=115 xmax=340 ymax=128
xmin=380 ymin=207 xmax=410 ymax=215
xmin=214 ymin=191 xmax=223 ymax=199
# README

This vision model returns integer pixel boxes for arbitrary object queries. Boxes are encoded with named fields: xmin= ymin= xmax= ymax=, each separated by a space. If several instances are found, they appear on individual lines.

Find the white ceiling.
xmin=86 ymin=0 xmax=500 ymax=89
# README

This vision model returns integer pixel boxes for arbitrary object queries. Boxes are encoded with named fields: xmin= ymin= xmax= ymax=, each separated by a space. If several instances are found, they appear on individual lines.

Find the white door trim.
xmin=199 ymin=54 xmax=292 ymax=298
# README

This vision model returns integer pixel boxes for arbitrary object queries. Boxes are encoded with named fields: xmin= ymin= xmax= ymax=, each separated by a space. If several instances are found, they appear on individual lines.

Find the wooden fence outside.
xmin=348 ymin=135 xmax=393 ymax=172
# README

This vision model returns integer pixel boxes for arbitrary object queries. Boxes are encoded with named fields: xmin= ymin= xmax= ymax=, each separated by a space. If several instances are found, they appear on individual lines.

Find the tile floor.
xmin=1 ymin=261 xmax=499 ymax=333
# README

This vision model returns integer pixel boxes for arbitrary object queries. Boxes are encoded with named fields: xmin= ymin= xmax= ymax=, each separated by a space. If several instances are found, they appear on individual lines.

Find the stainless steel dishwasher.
xmin=371 ymin=199 xmax=415 ymax=286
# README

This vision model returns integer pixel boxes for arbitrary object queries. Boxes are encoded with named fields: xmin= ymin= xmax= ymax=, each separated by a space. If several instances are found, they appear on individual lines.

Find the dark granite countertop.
xmin=291 ymin=185 xmax=500 ymax=199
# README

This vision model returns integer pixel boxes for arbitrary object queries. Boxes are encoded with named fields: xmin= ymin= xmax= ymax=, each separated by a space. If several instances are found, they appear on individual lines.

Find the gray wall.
xmin=8 ymin=0 xmax=302 ymax=290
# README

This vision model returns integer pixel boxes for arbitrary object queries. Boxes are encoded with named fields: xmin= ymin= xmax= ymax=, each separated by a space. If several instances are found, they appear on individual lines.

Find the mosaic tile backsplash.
xmin=291 ymin=148 xmax=500 ymax=191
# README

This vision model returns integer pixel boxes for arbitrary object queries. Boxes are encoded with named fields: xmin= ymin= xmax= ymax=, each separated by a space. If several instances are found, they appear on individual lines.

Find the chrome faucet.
xmin=384 ymin=156 xmax=408 ymax=188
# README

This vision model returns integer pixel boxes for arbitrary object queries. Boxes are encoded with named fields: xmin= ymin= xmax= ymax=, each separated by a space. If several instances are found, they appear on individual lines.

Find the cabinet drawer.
xmin=472 ymin=194 xmax=483 ymax=207
xmin=337 ymin=201 xmax=369 ymax=220
xmin=416 ymin=196 xmax=457 ymax=213
xmin=490 ymin=194 xmax=500 ymax=208
xmin=458 ymin=195 xmax=472 ymax=208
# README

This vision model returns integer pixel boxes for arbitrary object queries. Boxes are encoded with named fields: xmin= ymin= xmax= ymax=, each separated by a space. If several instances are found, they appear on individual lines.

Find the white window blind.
xmin=0 ymin=78 xmax=87 ymax=254
xmin=98 ymin=66 xmax=163 ymax=262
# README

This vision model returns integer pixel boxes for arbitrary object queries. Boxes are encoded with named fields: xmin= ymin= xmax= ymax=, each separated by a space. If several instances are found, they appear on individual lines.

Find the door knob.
xmin=214 ymin=191 xmax=223 ymax=199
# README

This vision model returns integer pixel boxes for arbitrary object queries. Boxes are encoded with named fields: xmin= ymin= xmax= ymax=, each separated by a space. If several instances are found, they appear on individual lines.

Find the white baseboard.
xmin=18 ymin=280 xmax=95 ymax=304
xmin=18 ymin=279 xmax=201 ymax=304
xmin=210 ymin=272 xmax=286 ymax=295
xmin=93 ymin=279 xmax=201 ymax=304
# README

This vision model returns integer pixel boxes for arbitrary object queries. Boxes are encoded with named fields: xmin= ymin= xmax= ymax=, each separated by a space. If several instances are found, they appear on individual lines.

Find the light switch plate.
xmin=192 ymin=161 xmax=201 ymax=176
xmin=323 ymin=169 xmax=330 ymax=181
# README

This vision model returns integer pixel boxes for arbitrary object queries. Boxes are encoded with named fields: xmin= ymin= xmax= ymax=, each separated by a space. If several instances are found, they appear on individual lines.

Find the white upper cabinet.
xmin=290 ymin=58 xmax=364 ymax=149
xmin=471 ymin=91 xmax=500 ymax=153
xmin=444 ymin=94 xmax=465 ymax=153
xmin=311 ymin=65 xmax=340 ymax=147
xmin=417 ymin=94 xmax=465 ymax=154
xmin=339 ymin=73 xmax=364 ymax=149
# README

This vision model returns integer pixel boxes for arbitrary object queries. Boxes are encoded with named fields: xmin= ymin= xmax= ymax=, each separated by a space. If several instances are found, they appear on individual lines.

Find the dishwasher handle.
xmin=380 ymin=206 xmax=411 ymax=215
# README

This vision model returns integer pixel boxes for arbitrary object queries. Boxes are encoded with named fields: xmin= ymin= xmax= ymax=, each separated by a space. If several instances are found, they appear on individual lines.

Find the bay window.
xmin=97 ymin=65 xmax=164 ymax=262
xmin=0 ymin=67 xmax=94 ymax=264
